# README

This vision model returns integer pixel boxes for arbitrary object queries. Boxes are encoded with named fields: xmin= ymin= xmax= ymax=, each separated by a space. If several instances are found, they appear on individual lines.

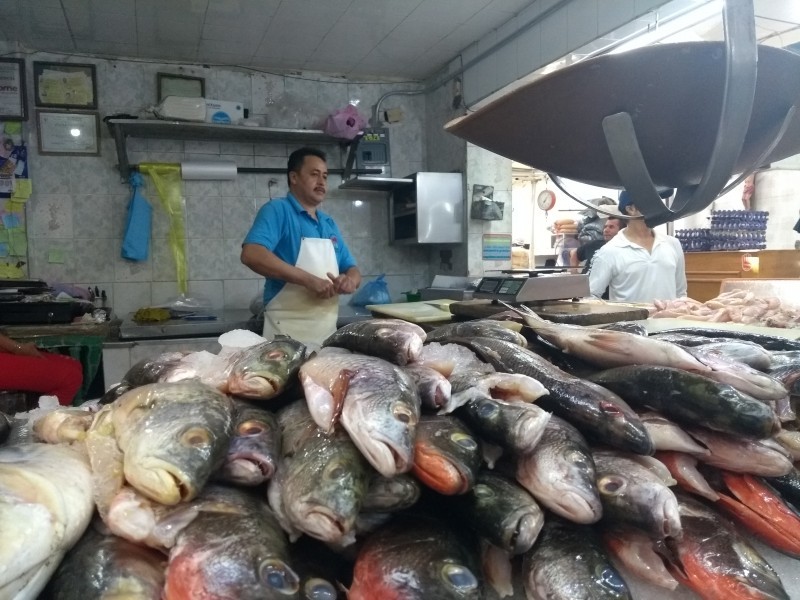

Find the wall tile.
xmin=224 ymin=279 xmax=260 ymax=310
xmin=187 ymin=237 xmax=226 ymax=280
xmin=31 ymin=156 xmax=71 ymax=194
xmin=539 ymin=7 xmax=569 ymax=64
xmin=28 ymin=237 xmax=77 ymax=283
xmin=112 ymin=282 xmax=152 ymax=317
xmin=26 ymin=193 xmax=74 ymax=239
xmin=186 ymin=280 xmax=224 ymax=309
xmin=73 ymin=195 xmax=114 ymax=239
xmin=114 ymin=253 xmax=153 ymax=282
xmin=74 ymin=238 xmax=116 ymax=282
xmin=223 ymin=237 xmax=260 ymax=279
xmin=185 ymin=195 xmax=223 ymax=238
xmin=222 ymin=196 xmax=257 ymax=240
xmin=151 ymin=281 xmax=181 ymax=306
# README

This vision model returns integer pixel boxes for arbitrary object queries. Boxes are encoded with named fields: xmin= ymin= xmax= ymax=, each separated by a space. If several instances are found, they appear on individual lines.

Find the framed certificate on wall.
xmin=36 ymin=110 xmax=100 ymax=156
xmin=33 ymin=61 xmax=98 ymax=109
xmin=0 ymin=58 xmax=28 ymax=121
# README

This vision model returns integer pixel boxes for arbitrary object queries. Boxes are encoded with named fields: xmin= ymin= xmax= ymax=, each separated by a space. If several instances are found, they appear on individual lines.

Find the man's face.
xmin=290 ymin=155 xmax=328 ymax=206
xmin=603 ymin=219 xmax=622 ymax=240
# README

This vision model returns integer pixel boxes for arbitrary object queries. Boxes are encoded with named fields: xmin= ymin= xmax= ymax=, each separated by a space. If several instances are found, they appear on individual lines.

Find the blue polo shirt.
xmin=243 ymin=193 xmax=357 ymax=304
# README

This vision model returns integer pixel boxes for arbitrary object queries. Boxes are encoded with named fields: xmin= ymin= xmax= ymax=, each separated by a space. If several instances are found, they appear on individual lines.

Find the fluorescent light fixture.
xmin=610 ymin=0 xmax=724 ymax=54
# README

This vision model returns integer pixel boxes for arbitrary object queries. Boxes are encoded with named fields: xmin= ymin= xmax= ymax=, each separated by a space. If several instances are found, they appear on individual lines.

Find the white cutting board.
xmin=365 ymin=300 xmax=454 ymax=323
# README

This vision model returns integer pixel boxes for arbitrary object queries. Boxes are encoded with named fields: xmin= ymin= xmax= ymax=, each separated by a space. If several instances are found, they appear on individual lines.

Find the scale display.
xmin=473 ymin=274 xmax=590 ymax=303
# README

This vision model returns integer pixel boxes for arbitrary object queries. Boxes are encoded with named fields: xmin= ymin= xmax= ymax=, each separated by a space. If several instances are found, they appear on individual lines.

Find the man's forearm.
xmin=241 ymin=244 xmax=310 ymax=287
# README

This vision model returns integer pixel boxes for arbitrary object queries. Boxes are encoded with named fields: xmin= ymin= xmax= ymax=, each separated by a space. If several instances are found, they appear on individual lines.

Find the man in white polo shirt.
xmin=588 ymin=190 xmax=686 ymax=303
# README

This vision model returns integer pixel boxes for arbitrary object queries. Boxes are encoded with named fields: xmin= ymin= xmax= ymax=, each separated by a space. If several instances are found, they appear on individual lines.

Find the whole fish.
xmin=456 ymin=395 xmax=550 ymax=457
xmin=686 ymin=345 xmax=789 ymax=402
xmin=100 ymin=351 xmax=192 ymax=403
xmin=593 ymin=450 xmax=682 ymax=539
xmin=300 ymin=348 xmax=420 ymax=477
xmin=452 ymin=470 xmax=545 ymax=555
xmin=602 ymin=527 xmax=679 ymax=590
xmin=502 ymin=302 xmax=709 ymax=371
xmin=699 ymin=466 xmax=800 ymax=558
xmin=521 ymin=517 xmax=632 ymax=600
xmin=43 ymin=524 xmax=166 ymax=600
xmin=217 ymin=399 xmax=280 ymax=486
xmin=457 ymin=337 xmax=654 ymax=455
xmin=226 ymin=337 xmax=307 ymax=400
xmin=767 ymin=364 xmax=800 ymax=394
xmin=664 ymin=492 xmax=790 ymax=600
xmin=640 ymin=412 xmax=710 ymax=455
xmin=86 ymin=380 xmax=234 ymax=514
xmin=654 ymin=327 xmax=800 ymax=352
xmin=515 ymin=415 xmax=602 ymax=524
xmin=426 ymin=319 xmax=528 ymax=346
xmin=686 ymin=428 xmax=793 ymax=477
xmin=349 ymin=517 xmax=483 ymax=599
xmin=403 ymin=364 xmax=452 ymax=412
xmin=589 ymin=365 xmax=780 ymax=439
xmin=0 ymin=443 xmax=94 ymax=600
xmin=696 ymin=340 xmax=773 ymax=371
xmin=412 ymin=414 xmax=483 ymax=495
xmin=164 ymin=485 xmax=300 ymax=600
xmin=322 ymin=318 xmax=425 ymax=366
xmin=362 ymin=472 xmax=421 ymax=512
xmin=269 ymin=401 xmax=369 ymax=546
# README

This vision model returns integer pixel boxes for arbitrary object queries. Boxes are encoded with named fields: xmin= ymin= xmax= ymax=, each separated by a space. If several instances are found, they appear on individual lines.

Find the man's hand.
xmin=305 ymin=275 xmax=336 ymax=299
xmin=328 ymin=273 xmax=358 ymax=294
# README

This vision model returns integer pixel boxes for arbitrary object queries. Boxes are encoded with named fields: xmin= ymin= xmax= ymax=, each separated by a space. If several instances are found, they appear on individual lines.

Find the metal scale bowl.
xmin=445 ymin=0 xmax=800 ymax=227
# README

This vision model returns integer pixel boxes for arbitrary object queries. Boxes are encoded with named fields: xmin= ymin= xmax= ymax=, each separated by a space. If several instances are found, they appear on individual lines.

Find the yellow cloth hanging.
xmin=138 ymin=163 xmax=188 ymax=294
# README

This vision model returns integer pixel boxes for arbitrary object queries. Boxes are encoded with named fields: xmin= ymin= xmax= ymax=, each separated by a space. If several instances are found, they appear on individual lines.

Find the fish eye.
xmin=393 ymin=405 xmax=415 ymax=424
xmin=450 ymin=432 xmax=478 ymax=451
xmin=266 ymin=350 xmax=287 ymax=360
xmin=595 ymin=565 xmax=628 ymax=593
xmin=441 ymin=563 xmax=478 ymax=591
xmin=598 ymin=475 xmax=627 ymax=495
xmin=476 ymin=400 xmax=498 ymax=418
xmin=239 ymin=420 xmax=267 ymax=436
xmin=473 ymin=483 xmax=494 ymax=499
xmin=180 ymin=427 xmax=211 ymax=447
xmin=327 ymin=464 xmax=346 ymax=480
xmin=376 ymin=327 xmax=394 ymax=337
xmin=260 ymin=559 xmax=300 ymax=594
xmin=304 ymin=578 xmax=337 ymax=600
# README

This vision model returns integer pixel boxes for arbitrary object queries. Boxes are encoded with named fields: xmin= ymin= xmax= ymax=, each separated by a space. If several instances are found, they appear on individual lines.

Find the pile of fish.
xmin=4 ymin=313 xmax=800 ymax=599
xmin=651 ymin=289 xmax=800 ymax=328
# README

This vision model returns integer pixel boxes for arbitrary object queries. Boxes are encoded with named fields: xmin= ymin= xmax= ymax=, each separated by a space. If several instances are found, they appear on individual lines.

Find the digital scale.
xmin=473 ymin=269 xmax=590 ymax=303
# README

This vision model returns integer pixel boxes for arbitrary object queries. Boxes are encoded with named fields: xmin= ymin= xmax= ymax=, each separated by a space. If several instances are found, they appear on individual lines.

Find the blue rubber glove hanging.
xmin=121 ymin=172 xmax=152 ymax=261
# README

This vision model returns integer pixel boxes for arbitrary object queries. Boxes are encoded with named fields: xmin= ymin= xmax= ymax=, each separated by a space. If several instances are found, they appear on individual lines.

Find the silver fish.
xmin=640 ymin=411 xmax=710 ymax=455
xmin=269 ymin=401 xmax=369 ymax=546
xmin=687 ymin=428 xmax=794 ymax=477
xmin=226 ymin=337 xmax=307 ymax=400
xmin=515 ymin=415 xmax=602 ymax=524
xmin=415 ymin=341 xmax=495 ymax=378
xmin=323 ymin=318 xmax=426 ymax=366
xmin=403 ymin=364 xmax=452 ymax=412
xmin=503 ymin=302 xmax=709 ymax=372
xmin=687 ymin=345 xmax=789 ymax=402
xmin=426 ymin=319 xmax=527 ymax=346
xmin=593 ymin=450 xmax=682 ymax=539
xmin=217 ymin=399 xmax=280 ymax=486
xmin=300 ymin=348 xmax=420 ymax=477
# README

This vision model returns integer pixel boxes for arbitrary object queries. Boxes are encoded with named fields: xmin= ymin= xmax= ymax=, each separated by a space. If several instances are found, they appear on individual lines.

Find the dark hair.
xmin=287 ymin=147 xmax=327 ymax=186
xmin=606 ymin=216 xmax=626 ymax=229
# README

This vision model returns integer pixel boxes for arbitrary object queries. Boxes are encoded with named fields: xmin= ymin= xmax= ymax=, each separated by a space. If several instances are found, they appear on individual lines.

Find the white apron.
xmin=262 ymin=236 xmax=339 ymax=348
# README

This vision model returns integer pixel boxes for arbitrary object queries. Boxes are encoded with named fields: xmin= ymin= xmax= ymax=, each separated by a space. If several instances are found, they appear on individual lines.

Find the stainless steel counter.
xmin=118 ymin=306 xmax=374 ymax=340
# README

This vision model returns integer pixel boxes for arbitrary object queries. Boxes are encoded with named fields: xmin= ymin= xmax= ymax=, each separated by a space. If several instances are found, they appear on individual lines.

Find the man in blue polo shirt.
xmin=241 ymin=147 xmax=362 ymax=346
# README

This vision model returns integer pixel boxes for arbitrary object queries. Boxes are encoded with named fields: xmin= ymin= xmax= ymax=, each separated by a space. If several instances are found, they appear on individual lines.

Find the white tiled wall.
xmin=12 ymin=50 xmax=435 ymax=317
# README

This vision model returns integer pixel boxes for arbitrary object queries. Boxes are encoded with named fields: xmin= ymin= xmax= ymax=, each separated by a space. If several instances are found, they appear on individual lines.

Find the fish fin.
xmin=498 ymin=301 xmax=545 ymax=327
xmin=329 ymin=369 xmax=356 ymax=433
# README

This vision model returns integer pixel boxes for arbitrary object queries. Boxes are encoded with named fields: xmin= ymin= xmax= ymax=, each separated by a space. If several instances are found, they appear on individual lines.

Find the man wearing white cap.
xmin=588 ymin=190 xmax=686 ymax=303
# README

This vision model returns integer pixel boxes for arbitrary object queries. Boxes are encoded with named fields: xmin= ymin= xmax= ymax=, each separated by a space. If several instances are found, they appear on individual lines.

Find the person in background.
xmin=569 ymin=216 xmax=625 ymax=274
xmin=0 ymin=332 xmax=83 ymax=405
xmin=589 ymin=190 xmax=686 ymax=303
xmin=241 ymin=147 xmax=362 ymax=347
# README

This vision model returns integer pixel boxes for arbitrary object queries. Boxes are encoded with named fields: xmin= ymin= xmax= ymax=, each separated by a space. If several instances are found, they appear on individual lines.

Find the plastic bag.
xmin=350 ymin=274 xmax=391 ymax=306
xmin=121 ymin=172 xmax=152 ymax=261
xmin=324 ymin=104 xmax=367 ymax=140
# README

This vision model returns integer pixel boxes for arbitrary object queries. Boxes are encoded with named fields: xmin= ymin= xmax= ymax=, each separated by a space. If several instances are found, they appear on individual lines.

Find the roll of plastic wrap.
xmin=180 ymin=161 xmax=238 ymax=180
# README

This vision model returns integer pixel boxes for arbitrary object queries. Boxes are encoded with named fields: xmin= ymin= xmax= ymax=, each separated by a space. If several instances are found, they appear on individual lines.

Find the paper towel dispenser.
xmin=389 ymin=172 xmax=464 ymax=245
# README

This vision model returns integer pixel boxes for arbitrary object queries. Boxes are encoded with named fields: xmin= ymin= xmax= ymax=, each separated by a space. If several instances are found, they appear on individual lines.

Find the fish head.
xmin=221 ymin=409 xmax=279 ymax=485
xmin=412 ymin=416 xmax=481 ymax=495
xmin=121 ymin=383 xmax=233 ymax=505
xmin=597 ymin=474 xmax=682 ymax=539
xmin=371 ymin=325 xmax=424 ymax=364
xmin=344 ymin=383 xmax=420 ymax=478
xmin=227 ymin=338 xmax=307 ymax=400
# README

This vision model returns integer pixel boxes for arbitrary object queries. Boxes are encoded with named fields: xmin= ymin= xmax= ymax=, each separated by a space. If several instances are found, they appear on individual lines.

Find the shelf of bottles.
xmin=676 ymin=210 xmax=768 ymax=252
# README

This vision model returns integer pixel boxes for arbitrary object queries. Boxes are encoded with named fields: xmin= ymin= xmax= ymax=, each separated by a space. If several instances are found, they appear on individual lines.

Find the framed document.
xmin=33 ymin=61 xmax=98 ymax=109
xmin=36 ymin=110 xmax=100 ymax=156
xmin=0 ymin=59 xmax=28 ymax=121
xmin=157 ymin=73 xmax=205 ymax=101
